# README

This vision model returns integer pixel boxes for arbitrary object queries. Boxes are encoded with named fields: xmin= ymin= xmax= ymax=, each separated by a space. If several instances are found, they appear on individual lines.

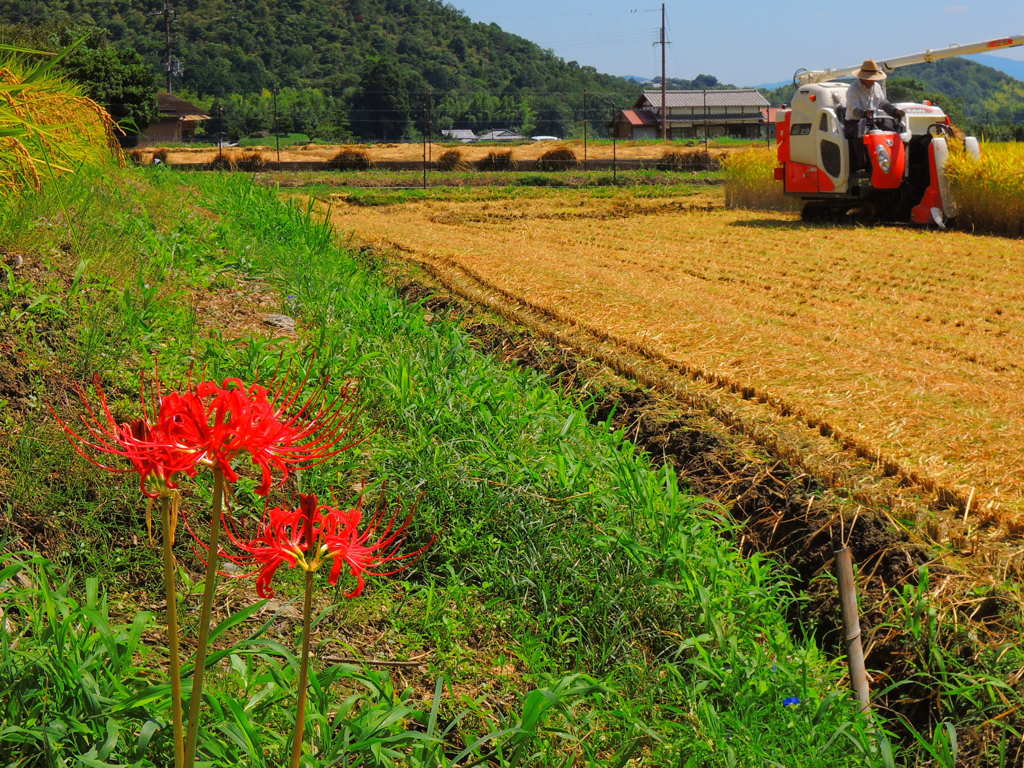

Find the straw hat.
xmin=855 ymin=59 xmax=887 ymax=81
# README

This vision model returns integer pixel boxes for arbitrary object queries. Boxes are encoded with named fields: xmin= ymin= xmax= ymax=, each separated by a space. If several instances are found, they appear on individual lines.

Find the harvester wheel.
xmin=800 ymin=202 xmax=829 ymax=222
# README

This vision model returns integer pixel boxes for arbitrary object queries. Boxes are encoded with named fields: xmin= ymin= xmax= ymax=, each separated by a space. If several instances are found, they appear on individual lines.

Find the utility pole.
xmin=703 ymin=89 xmax=708 ymax=156
xmin=659 ymin=2 xmax=667 ymax=140
xmin=160 ymin=0 xmax=174 ymax=94
xmin=273 ymin=88 xmax=280 ymax=165
xmin=583 ymin=90 xmax=588 ymax=169
xmin=150 ymin=1 xmax=177 ymax=94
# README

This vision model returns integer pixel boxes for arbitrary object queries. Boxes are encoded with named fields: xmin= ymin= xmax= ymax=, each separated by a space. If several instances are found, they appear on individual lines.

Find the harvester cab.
xmin=774 ymin=35 xmax=1022 ymax=226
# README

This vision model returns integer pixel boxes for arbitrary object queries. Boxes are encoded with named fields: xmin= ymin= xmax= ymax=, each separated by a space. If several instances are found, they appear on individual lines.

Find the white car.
xmin=531 ymin=136 xmax=560 ymax=142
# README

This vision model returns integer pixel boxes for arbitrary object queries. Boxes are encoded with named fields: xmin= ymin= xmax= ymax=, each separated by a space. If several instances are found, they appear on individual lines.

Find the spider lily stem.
xmin=160 ymin=493 xmax=185 ymax=768
xmin=184 ymin=467 xmax=225 ymax=768
xmin=289 ymin=569 xmax=315 ymax=768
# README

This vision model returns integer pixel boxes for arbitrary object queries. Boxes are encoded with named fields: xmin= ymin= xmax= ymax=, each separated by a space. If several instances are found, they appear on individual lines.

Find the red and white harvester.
xmin=775 ymin=35 xmax=1023 ymax=226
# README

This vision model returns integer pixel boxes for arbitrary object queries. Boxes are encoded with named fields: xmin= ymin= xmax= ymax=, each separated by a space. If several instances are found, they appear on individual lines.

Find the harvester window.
xmin=819 ymin=114 xmax=830 ymax=132
xmin=791 ymin=123 xmax=811 ymax=136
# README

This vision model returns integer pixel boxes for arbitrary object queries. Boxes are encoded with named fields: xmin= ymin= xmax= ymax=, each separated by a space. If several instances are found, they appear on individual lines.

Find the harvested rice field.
xmin=320 ymin=185 xmax=1024 ymax=531
xmin=131 ymin=138 xmax=743 ymax=167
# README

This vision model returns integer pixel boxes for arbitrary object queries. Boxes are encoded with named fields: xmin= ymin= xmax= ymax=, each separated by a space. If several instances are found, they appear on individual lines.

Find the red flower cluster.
xmin=224 ymin=493 xmax=434 ymax=598
xmin=54 ymin=372 xmax=359 ymax=497
xmin=52 ymin=377 xmax=200 ymax=496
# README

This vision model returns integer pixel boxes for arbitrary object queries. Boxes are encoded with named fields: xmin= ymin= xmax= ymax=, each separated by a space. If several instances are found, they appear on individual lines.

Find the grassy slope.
xmin=2 ymin=166 xmax=891 ymax=766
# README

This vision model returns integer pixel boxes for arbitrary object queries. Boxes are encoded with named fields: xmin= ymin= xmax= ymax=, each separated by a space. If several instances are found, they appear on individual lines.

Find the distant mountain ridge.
xmin=0 ymin=0 xmax=641 ymax=139
xmin=1 ymin=0 xmax=1017 ymax=138
xmin=964 ymin=53 xmax=1024 ymax=82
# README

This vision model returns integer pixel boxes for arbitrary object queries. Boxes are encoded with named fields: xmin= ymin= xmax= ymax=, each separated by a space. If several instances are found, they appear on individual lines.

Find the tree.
xmin=0 ymin=24 xmax=157 ymax=134
xmin=885 ymin=77 xmax=943 ymax=106
xmin=350 ymin=58 xmax=410 ymax=140
xmin=62 ymin=41 xmax=158 ymax=133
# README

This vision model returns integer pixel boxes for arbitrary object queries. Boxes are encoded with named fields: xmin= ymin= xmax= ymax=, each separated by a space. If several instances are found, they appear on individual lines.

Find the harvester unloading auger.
xmin=775 ymin=35 xmax=1023 ymax=226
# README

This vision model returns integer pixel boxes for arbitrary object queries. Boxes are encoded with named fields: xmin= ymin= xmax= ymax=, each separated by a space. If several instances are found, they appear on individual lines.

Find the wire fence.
xmin=152 ymin=89 xmax=777 ymax=143
xmin=136 ymin=89 xmax=779 ymax=181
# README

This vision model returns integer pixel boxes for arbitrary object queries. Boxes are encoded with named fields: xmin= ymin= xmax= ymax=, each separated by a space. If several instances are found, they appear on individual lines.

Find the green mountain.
xmin=899 ymin=57 xmax=1024 ymax=124
xmin=0 ymin=0 xmax=639 ymax=139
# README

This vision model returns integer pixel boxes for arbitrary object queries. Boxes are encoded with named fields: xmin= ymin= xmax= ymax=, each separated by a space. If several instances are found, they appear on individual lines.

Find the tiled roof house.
xmin=613 ymin=89 xmax=771 ymax=139
xmin=139 ymin=93 xmax=210 ymax=145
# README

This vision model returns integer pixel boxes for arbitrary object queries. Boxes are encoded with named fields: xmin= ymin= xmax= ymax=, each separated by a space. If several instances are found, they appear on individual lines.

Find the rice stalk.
xmin=723 ymin=147 xmax=799 ymax=212
xmin=0 ymin=48 xmax=122 ymax=194
xmin=947 ymin=142 xmax=1024 ymax=237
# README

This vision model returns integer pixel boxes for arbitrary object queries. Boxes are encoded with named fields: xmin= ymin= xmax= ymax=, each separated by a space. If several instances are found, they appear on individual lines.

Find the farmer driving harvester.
xmin=844 ymin=59 xmax=905 ymax=171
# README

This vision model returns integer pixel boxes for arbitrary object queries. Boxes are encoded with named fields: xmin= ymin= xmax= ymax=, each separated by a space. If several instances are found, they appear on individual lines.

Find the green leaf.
xmin=95 ymin=718 xmax=118 ymax=760
xmin=209 ymin=600 xmax=268 ymax=643
xmin=135 ymin=720 xmax=160 ymax=752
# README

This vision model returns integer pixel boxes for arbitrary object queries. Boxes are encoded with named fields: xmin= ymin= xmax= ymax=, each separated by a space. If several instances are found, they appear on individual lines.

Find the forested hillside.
xmin=3 ymin=0 xmax=1018 ymax=140
xmin=0 ymin=0 xmax=639 ymax=139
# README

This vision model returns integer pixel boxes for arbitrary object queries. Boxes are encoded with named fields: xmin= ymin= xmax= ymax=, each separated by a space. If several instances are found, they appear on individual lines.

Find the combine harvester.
xmin=775 ymin=35 xmax=1023 ymax=226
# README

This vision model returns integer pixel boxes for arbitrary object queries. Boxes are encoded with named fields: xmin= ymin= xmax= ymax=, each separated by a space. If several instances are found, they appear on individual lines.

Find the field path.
xmin=324 ymin=190 xmax=1024 ymax=527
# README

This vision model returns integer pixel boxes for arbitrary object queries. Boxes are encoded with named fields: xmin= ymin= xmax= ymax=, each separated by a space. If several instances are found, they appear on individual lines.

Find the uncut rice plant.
xmin=723 ymin=146 xmax=800 ymax=211
xmin=947 ymin=142 xmax=1024 ymax=237
xmin=0 ymin=46 xmax=121 ymax=194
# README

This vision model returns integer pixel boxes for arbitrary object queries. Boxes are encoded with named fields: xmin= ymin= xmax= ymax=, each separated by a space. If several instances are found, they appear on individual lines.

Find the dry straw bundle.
xmin=0 ymin=48 xmax=122 ymax=194
xmin=207 ymin=153 xmax=235 ymax=171
xmin=947 ymin=142 xmax=1024 ymax=237
xmin=536 ymin=147 xmax=578 ymax=171
xmin=437 ymin=149 xmax=468 ymax=172
xmin=328 ymin=148 xmax=372 ymax=171
xmin=723 ymin=148 xmax=799 ymax=211
xmin=658 ymin=149 xmax=721 ymax=171
xmin=233 ymin=150 xmax=266 ymax=172
xmin=476 ymin=151 xmax=517 ymax=172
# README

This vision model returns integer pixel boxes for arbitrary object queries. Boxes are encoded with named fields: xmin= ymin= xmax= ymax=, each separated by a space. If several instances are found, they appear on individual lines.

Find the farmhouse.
xmin=440 ymin=128 xmax=477 ymax=142
xmin=475 ymin=128 xmax=526 ymax=142
xmin=613 ymin=89 xmax=771 ymax=140
xmin=138 ymin=93 xmax=210 ymax=145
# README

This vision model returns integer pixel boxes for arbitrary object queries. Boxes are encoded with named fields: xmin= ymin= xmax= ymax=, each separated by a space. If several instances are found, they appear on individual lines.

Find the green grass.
xmin=2 ymin=165 xmax=1021 ymax=766
xmin=266 ymin=167 xmax=725 ymax=191
xmin=296 ymin=179 xmax=720 ymax=207
xmin=237 ymin=132 xmax=314 ymax=148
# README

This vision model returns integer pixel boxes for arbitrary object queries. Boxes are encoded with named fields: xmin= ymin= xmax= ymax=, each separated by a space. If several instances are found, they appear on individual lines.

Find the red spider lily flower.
xmin=153 ymin=375 xmax=361 ymax=496
xmin=239 ymin=494 xmax=320 ymax=598
xmin=221 ymin=493 xmax=433 ymax=599
xmin=320 ymin=497 xmax=435 ymax=598
xmin=50 ymin=375 xmax=202 ymax=497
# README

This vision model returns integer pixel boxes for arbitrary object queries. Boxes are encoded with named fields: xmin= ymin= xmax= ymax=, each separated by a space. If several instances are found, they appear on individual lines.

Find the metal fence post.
xmin=273 ymin=88 xmax=281 ymax=166
xmin=613 ymin=128 xmax=617 ymax=182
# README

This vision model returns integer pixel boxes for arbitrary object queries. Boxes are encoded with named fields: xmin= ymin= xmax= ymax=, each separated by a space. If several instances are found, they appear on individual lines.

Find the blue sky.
xmin=446 ymin=1 xmax=1024 ymax=86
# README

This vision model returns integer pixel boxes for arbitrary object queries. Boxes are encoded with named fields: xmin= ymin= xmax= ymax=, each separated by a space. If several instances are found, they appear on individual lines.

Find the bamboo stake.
xmin=835 ymin=545 xmax=871 ymax=712
xmin=184 ymin=468 xmax=226 ymax=767
xmin=160 ymin=494 xmax=185 ymax=768
xmin=289 ymin=569 xmax=315 ymax=768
